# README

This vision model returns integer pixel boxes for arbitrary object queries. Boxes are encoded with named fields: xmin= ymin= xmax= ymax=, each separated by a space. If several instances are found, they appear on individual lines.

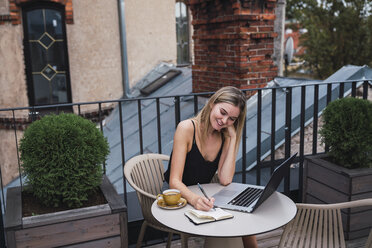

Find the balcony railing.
xmin=0 ymin=79 xmax=370 ymax=246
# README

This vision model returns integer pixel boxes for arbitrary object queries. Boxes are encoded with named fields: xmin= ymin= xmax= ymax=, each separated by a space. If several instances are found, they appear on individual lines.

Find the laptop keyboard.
xmin=228 ymin=187 xmax=263 ymax=207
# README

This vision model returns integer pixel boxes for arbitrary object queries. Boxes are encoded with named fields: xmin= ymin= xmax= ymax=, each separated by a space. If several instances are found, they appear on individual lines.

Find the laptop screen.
xmin=252 ymin=153 xmax=297 ymax=211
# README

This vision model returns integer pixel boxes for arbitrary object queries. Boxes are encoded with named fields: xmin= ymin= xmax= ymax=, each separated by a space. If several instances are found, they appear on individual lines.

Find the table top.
xmin=151 ymin=183 xmax=297 ymax=237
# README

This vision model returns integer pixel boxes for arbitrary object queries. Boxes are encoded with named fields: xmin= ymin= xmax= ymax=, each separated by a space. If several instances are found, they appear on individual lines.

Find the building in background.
xmin=0 ymin=0 xmax=181 ymax=185
xmin=0 ymin=0 xmax=285 ymax=186
xmin=0 ymin=0 xmax=180 ymax=112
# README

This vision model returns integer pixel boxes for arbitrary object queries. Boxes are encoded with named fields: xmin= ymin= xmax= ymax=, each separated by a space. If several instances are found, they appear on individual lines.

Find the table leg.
xmin=181 ymin=234 xmax=189 ymax=248
xmin=204 ymin=237 xmax=244 ymax=248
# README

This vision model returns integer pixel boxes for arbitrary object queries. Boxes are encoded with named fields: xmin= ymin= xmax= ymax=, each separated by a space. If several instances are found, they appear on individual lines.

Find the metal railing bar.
xmin=137 ymin=99 xmax=144 ymax=154
xmin=299 ymin=86 xmax=306 ymax=202
xmin=174 ymin=96 xmax=180 ymax=128
xmin=270 ymin=88 xmax=276 ymax=174
xmin=98 ymin=103 xmax=106 ymax=174
xmin=0 ymin=137 xmax=5 ymax=214
xmin=0 ymin=172 xmax=4 ymax=215
xmin=351 ymin=82 xmax=357 ymax=97
xmin=156 ymin=98 xmax=162 ymax=154
xmin=363 ymin=81 xmax=369 ymax=99
xmin=31 ymin=106 xmax=36 ymax=121
xmin=98 ymin=103 xmax=103 ymax=132
xmin=242 ymin=117 xmax=247 ymax=184
xmin=284 ymin=87 xmax=292 ymax=195
xmin=326 ymin=83 xmax=332 ymax=105
xmin=256 ymin=89 xmax=262 ymax=185
xmin=118 ymin=103 xmax=127 ymax=205
xmin=78 ymin=104 xmax=81 ymax=115
xmin=325 ymin=83 xmax=332 ymax=153
xmin=193 ymin=95 xmax=198 ymax=115
xmin=13 ymin=110 xmax=23 ymax=191
xmin=312 ymin=84 xmax=319 ymax=155
xmin=339 ymin=82 xmax=344 ymax=99
xmin=0 ymin=168 xmax=4 ymax=248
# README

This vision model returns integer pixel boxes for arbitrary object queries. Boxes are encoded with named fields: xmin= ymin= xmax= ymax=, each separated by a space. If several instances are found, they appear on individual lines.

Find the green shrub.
xmin=20 ymin=113 xmax=110 ymax=208
xmin=319 ymin=97 xmax=372 ymax=169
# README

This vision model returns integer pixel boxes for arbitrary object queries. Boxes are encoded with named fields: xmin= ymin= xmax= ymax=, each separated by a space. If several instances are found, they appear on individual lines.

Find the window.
xmin=175 ymin=1 xmax=190 ymax=65
xmin=22 ymin=3 xmax=71 ymax=106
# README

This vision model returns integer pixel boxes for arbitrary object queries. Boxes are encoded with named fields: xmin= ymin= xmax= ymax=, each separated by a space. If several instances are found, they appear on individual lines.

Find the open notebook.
xmin=184 ymin=208 xmax=233 ymax=225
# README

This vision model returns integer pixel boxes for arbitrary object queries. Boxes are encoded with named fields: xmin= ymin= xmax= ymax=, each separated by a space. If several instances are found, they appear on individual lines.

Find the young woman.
xmin=164 ymin=86 xmax=257 ymax=248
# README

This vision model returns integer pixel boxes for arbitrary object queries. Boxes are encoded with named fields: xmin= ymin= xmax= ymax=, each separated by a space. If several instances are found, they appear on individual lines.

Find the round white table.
xmin=151 ymin=183 xmax=297 ymax=238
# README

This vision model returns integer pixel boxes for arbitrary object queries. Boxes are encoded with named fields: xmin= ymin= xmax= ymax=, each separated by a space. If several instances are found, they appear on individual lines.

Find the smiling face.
xmin=209 ymin=102 xmax=240 ymax=131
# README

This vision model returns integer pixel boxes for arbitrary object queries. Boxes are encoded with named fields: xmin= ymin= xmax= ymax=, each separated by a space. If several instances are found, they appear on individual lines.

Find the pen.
xmin=197 ymin=183 xmax=216 ymax=211
xmin=197 ymin=183 xmax=210 ymax=200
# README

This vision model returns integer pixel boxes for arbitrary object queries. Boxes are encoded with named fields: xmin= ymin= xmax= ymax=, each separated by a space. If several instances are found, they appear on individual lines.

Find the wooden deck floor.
xmin=143 ymin=228 xmax=368 ymax=248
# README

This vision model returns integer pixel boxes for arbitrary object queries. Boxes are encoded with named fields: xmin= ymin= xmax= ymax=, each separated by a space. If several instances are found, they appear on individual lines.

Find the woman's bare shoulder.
xmin=175 ymin=119 xmax=195 ymax=138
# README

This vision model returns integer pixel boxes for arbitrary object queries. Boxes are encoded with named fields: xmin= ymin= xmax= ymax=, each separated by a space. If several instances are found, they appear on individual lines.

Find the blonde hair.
xmin=194 ymin=86 xmax=247 ymax=151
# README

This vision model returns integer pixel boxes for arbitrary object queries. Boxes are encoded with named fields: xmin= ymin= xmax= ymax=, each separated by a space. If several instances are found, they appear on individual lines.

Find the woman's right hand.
xmin=225 ymin=125 xmax=237 ymax=139
xmin=192 ymin=196 xmax=215 ymax=211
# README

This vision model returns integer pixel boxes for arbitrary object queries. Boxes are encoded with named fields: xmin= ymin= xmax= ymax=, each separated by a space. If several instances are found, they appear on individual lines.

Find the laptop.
xmin=212 ymin=153 xmax=297 ymax=213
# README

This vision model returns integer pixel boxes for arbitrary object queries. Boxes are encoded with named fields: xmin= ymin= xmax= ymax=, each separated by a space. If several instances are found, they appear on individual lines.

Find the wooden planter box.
xmin=5 ymin=175 xmax=128 ymax=248
xmin=303 ymin=154 xmax=372 ymax=240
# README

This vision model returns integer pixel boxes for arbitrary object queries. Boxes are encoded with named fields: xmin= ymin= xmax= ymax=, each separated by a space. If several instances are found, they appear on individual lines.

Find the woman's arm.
xmin=217 ymin=125 xmax=237 ymax=185
xmin=169 ymin=120 xmax=214 ymax=211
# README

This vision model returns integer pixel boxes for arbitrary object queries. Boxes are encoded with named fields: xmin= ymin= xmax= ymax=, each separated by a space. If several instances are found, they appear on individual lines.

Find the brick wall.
xmin=0 ymin=0 xmax=73 ymax=25
xmin=187 ymin=0 xmax=278 ymax=94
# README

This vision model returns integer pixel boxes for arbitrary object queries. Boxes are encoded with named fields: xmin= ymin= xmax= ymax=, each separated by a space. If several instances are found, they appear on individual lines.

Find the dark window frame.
xmin=22 ymin=1 xmax=72 ymax=108
xmin=175 ymin=1 xmax=190 ymax=66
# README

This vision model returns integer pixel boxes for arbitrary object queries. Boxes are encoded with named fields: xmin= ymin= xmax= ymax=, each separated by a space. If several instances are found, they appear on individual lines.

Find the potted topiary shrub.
xmin=5 ymin=113 xmax=128 ymax=248
xmin=303 ymin=97 xmax=372 ymax=240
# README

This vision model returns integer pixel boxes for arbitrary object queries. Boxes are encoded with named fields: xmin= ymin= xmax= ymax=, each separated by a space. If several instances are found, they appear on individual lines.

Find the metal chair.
xmin=279 ymin=198 xmax=372 ymax=248
xmin=123 ymin=153 xmax=190 ymax=248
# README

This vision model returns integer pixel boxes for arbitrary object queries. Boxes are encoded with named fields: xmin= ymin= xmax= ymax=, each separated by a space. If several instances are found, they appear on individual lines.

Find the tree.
xmin=286 ymin=0 xmax=372 ymax=79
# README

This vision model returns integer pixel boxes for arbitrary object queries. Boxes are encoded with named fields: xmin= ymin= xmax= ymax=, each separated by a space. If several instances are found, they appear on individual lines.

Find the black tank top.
xmin=164 ymin=120 xmax=224 ymax=186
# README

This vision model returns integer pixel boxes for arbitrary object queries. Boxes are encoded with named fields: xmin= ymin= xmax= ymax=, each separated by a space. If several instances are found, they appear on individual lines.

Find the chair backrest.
xmin=279 ymin=199 xmax=372 ymax=248
xmin=210 ymin=172 xmax=219 ymax=183
xmin=124 ymin=153 xmax=169 ymax=224
xmin=366 ymin=230 xmax=372 ymax=248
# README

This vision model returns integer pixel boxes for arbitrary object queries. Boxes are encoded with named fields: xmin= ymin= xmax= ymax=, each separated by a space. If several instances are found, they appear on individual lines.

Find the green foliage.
xmin=286 ymin=0 xmax=372 ymax=78
xmin=20 ymin=113 xmax=110 ymax=208
xmin=319 ymin=98 xmax=372 ymax=168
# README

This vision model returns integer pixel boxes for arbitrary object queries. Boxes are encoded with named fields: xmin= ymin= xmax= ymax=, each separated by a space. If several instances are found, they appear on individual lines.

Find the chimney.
xmin=188 ymin=0 xmax=278 ymax=94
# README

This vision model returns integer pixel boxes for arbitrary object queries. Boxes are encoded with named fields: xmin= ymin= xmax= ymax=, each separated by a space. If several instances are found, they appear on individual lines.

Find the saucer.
xmin=157 ymin=197 xmax=187 ymax=210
